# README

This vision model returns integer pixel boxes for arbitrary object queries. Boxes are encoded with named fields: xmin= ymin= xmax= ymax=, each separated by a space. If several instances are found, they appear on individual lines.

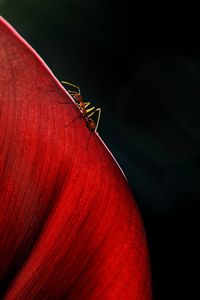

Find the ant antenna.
xmin=61 ymin=81 xmax=81 ymax=95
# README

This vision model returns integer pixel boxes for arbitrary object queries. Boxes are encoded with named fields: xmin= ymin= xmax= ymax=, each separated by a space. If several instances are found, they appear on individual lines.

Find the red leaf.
xmin=0 ymin=16 xmax=151 ymax=299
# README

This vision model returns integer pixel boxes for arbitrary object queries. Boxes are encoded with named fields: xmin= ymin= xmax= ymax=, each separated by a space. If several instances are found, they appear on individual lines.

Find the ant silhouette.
xmin=61 ymin=81 xmax=101 ymax=133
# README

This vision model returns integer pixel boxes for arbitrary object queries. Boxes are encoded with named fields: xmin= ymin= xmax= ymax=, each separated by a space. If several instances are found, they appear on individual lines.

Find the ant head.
xmin=73 ymin=94 xmax=83 ymax=102
xmin=86 ymin=118 xmax=96 ymax=132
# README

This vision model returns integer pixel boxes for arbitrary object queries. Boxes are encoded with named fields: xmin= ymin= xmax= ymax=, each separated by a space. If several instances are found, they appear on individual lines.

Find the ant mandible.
xmin=61 ymin=81 xmax=101 ymax=132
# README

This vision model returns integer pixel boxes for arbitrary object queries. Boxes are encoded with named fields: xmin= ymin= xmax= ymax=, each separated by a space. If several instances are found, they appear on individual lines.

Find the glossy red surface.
xmin=0 ymin=16 xmax=151 ymax=299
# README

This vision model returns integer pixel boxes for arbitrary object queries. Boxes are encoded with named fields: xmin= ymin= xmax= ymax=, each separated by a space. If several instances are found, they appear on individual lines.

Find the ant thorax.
xmin=79 ymin=101 xmax=85 ymax=108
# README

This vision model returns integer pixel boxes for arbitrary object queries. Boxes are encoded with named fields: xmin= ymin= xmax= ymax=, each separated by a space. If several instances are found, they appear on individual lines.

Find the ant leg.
xmin=84 ymin=102 xmax=91 ymax=108
xmin=86 ymin=106 xmax=95 ymax=114
xmin=61 ymin=81 xmax=81 ymax=95
xmin=88 ymin=108 xmax=101 ymax=131
xmin=67 ymin=90 xmax=78 ymax=94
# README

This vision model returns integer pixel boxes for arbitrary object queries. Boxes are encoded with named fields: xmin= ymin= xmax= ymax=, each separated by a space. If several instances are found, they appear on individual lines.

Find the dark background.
xmin=1 ymin=1 xmax=199 ymax=299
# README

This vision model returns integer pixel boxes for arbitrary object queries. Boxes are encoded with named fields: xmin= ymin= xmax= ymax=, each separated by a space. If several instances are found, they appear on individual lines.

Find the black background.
xmin=1 ymin=1 xmax=199 ymax=299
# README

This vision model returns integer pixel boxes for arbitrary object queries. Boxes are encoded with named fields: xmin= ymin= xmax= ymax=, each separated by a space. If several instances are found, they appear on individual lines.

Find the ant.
xmin=61 ymin=81 xmax=101 ymax=133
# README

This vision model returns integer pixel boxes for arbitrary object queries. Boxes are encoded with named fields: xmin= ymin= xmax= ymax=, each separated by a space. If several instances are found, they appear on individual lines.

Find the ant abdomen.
xmin=86 ymin=119 xmax=96 ymax=131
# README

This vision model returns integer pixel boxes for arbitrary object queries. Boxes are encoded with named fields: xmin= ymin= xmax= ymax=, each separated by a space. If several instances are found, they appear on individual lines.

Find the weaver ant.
xmin=61 ymin=81 xmax=101 ymax=133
